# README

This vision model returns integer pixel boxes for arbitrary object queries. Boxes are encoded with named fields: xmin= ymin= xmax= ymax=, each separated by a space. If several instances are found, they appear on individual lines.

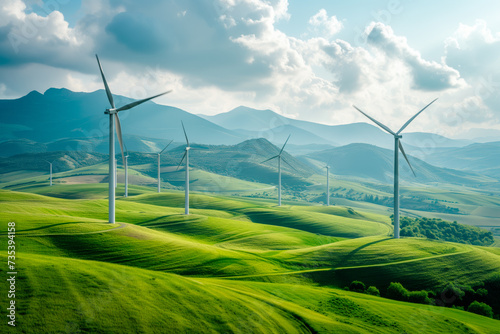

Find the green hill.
xmin=1 ymin=183 xmax=499 ymax=332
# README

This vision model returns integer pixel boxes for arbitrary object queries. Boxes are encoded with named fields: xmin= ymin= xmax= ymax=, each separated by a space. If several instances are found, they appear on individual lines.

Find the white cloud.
xmin=1 ymin=0 xmax=498 ymax=138
xmin=365 ymin=22 xmax=464 ymax=91
xmin=308 ymin=9 xmax=342 ymax=38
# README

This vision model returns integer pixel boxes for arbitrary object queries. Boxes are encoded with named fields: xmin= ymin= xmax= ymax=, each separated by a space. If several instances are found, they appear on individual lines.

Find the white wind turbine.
xmin=45 ymin=160 xmax=54 ymax=186
xmin=262 ymin=134 xmax=294 ymax=206
xmin=157 ymin=140 xmax=173 ymax=193
xmin=177 ymin=122 xmax=191 ymax=215
xmin=124 ymin=145 xmax=129 ymax=198
xmin=325 ymin=163 xmax=331 ymax=206
xmin=352 ymin=98 xmax=438 ymax=238
xmin=96 ymin=54 xmax=171 ymax=224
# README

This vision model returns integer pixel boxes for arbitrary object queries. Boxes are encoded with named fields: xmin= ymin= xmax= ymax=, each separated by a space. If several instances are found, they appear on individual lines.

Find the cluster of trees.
xmin=347 ymin=279 xmax=498 ymax=319
xmin=397 ymin=216 xmax=494 ymax=246
xmin=326 ymin=188 xmax=460 ymax=214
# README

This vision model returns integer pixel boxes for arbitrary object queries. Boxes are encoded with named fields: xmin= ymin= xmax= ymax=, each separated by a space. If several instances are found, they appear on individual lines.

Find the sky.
xmin=0 ymin=0 xmax=499 ymax=138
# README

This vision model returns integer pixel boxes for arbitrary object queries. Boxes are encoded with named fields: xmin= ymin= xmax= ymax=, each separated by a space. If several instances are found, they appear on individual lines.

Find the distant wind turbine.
xmin=262 ymin=134 xmax=294 ymax=206
xmin=157 ymin=140 xmax=173 ymax=193
xmin=96 ymin=54 xmax=171 ymax=224
xmin=124 ymin=146 xmax=129 ymax=198
xmin=352 ymin=98 xmax=438 ymax=238
xmin=177 ymin=122 xmax=191 ymax=215
xmin=45 ymin=160 xmax=54 ymax=186
xmin=325 ymin=164 xmax=330 ymax=206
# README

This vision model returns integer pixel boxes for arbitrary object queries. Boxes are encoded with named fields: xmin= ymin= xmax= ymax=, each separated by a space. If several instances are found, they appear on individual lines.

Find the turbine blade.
xmin=279 ymin=134 xmax=291 ymax=155
xmin=116 ymin=91 xmax=171 ymax=112
xmin=352 ymin=105 xmax=396 ymax=136
xmin=261 ymin=155 xmax=279 ymax=164
xmin=397 ymin=98 xmax=438 ymax=134
xmin=399 ymin=141 xmax=416 ymax=177
xmin=114 ymin=114 xmax=125 ymax=165
xmin=95 ymin=54 xmax=115 ymax=109
xmin=176 ymin=151 xmax=187 ymax=171
xmin=281 ymin=156 xmax=298 ymax=172
xmin=181 ymin=121 xmax=189 ymax=147
xmin=160 ymin=140 xmax=173 ymax=154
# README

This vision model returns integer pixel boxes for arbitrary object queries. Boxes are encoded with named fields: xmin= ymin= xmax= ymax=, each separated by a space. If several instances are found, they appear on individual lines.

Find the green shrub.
xmin=349 ymin=281 xmax=366 ymax=293
xmin=366 ymin=286 xmax=380 ymax=297
xmin=386 ymin=282 xmax=409 ymax=301
xmin=408 ymin=290 xmax=432 ymax=305
xmin=467 ymin=301 xmax=493 ymax=318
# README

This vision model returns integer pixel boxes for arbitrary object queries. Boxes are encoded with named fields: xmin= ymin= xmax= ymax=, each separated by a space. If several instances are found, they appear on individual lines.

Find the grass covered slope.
xmin=1 ymin=253 xmax=500 ymax=334
xmin=1 ymin=186 xmax=499 ymax=332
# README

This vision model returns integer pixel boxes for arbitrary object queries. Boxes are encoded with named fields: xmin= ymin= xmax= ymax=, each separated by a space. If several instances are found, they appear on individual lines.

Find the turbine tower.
xmin=45 ymin=160 xmax=54 ymax=186
xmin=262 ymin=135 xmax=294 ymax=206
xmin=325 ymin=164 xmax=330 ymax=206
xmin=96 ymin=54 xmax=171 ymax=224
xmin=352 ymin=98 xmax=437 ymax=238
xmin=124 ymin=146 xmax=129 ymax=198
xmin=157 ymin=140 xmax=173 ymax=193
xmin=177 ymin=122 xmax=191 ymax=215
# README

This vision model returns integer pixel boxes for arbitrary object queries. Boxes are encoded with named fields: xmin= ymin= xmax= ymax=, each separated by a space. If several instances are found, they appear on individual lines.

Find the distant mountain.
xmin=0 ymin=88 xmax=244 ymax=145
xmin=237 ymin=124 xmax=336 ymax=145
xmin=0 ymin=139 xmax=47 ymax=157
xmin=123 ymin=138 xmax=315 ymax=189
xmin=202 ymin=106 xmax=472 ymax=149
xmin=403 ymin=132 xmax=473 ymax=148
xmin=0 ymin=151 xmax=107 ymax=174
xmin=411 ymin=142 xmax=500 ymax=179
xmin=305 ymin=143 xmax=497 ymax=187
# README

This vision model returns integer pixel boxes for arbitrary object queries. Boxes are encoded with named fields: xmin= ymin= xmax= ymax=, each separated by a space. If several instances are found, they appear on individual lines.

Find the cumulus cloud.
xmin=308 ymin=9 xmax=342 ymax=38
xmin=1 ymin=0 xmax=498 ymax=136
xmin=366 ymin=22 xmax=463 ymax=91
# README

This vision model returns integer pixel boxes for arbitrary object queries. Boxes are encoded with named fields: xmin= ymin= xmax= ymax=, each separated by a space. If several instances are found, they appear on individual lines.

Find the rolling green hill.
xmin=1 ymin=185 xmax=499 ymax=333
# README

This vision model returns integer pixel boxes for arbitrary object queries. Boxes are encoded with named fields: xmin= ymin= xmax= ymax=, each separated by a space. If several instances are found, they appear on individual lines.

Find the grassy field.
xmin=1 ymin=166 xmax=499 ymax=332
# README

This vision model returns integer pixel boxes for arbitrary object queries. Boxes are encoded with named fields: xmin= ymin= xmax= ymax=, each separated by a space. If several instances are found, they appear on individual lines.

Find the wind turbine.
xmin=45 ymin=160 xmax=54 ymax=186
xmin=262 ymin=134 xmax=294 ymax=206
xmin=96 ymin=54 xmax=171 ymax=224
xmin=352 ymin=98 xmax=437 ymax=238
xmin=177 ymin=122 xmax=191 ymax=215
xmin=157 ymin=140 xmax=173 ymax=193
xmin=325 ymin=164 xmax=330 ymax=206
xmin=124 ymin=146 xmax=129 ymax=198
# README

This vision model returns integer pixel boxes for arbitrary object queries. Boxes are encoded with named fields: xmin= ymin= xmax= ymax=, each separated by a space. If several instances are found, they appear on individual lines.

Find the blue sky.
xmin=1 ymin=0 xmax=499 ymax=138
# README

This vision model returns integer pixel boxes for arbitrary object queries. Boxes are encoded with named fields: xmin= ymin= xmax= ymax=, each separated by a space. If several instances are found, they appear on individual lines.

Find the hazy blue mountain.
xmin=412 ymin=142 xmax=500 ymax=179
xmin=0 ymin=139 xmax=47 ymax=157
xmin=0 ymin=88 xmax=245 ymax=145
xmin=236 ymin=124 xmax=336 ymax=146
xmin=305 ymin=143 xmax=497 ymax=187
xmin=0 ymin=151 xmax=107 ymax=174
xmin=403 ymin=132 xmax=473 ymax=148
xmin=202 ymin=106 xmax=472 ymax=149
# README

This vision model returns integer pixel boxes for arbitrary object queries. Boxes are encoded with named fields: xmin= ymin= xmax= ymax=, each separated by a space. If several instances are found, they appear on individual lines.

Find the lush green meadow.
xmin=1 ymin=164 xmax=499 ymax=333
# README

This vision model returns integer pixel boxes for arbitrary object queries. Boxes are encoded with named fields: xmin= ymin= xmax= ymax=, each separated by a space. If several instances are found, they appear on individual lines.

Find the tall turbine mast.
xmin=261 ymin=135 xmax=294 ymax=206
xmin=96 ymin=54 xmax=171 ymax=224
xmin=177 ymin=121 xmax=191 ymax=215
xmin=352 ymin=98 xmax=437 ymax=238
xmin=45 ymin=160 xmax=54 ymax=186
xmin=157 ymin=140 xmax=173 ymax=193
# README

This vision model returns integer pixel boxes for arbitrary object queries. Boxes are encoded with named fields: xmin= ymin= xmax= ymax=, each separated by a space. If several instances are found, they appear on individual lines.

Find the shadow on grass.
xmin=340 ymin=237 xmax=393 ymax=265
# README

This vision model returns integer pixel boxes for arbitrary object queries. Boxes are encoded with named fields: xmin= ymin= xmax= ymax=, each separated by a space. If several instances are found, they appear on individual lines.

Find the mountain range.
xmin=1 ymin=88 xmax=499 ymax=183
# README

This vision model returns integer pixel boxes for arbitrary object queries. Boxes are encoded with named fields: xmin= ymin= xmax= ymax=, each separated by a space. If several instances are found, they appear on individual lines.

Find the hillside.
xmin=0 ymin=88 xmax=243 ymax=145
xmin=305 ymin=143 xmax=498 ymax=187
xmin=0 ymin=187 xmax=499 ymax=333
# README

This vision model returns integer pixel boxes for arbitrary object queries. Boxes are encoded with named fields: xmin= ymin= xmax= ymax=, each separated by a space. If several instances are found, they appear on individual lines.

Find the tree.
xmin=349 ymin=280 xmax=366 ymax=293
xmin=366 ymin=286 xmax=380 ymax=296
xmin=386 ymin=282 xmax=409 ymax=301
xmin=467 ymin=301 xmax=493 ymax=318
